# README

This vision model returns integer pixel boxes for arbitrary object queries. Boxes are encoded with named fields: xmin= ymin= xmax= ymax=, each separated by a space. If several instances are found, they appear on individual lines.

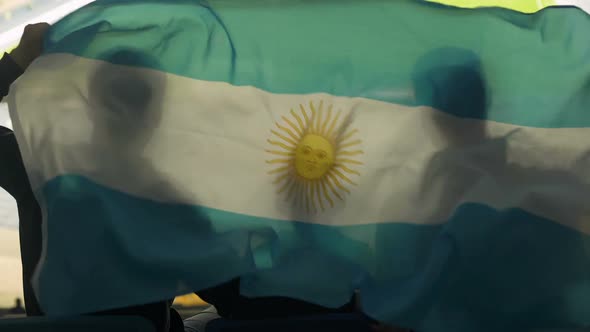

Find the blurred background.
xmin=0 ymin=0 xmax=586 ymax=315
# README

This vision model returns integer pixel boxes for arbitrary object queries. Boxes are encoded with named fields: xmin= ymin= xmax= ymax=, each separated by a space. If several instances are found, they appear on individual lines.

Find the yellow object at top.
xmin=430 ymin=0 xmax=556 ymax=13
xmin=173 ymin=293 xmax=208 ymax=307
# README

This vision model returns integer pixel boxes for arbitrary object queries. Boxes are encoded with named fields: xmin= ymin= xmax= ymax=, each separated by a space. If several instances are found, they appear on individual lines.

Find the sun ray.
xmin=282 ymin=115 xmax=303 ymax=137
xmin=267 ymin=101 xmax=363 ymax=214
xmin=304 ymin=181 xmax=311 ymax=213
xmin=335 ymin=164 xmax=361 ymax=176
xmin=336 ymin=158 xmax=364 ymax=165
xmin=301 ymin=182 xmax=309 ymax=210
xmin=300 ymin=181 xmax=308 ymax=209
xmin=327 ymin=172 xmax=351 ymax=194
xmin=326 ymin=110 xmax=342 ymax=140
xmin=325 ymin=175 xmax=344 ymax=201
xmin=338 ymin=140 xmax=362 ymax=150
xmin=339 ymin=129 xmax=359 ymax=143
xmin=300 ymin=104 xmax=311 ymax=130
xmin=331 ymin=168 xmax=357 ymax=186
xmin=290 ymin=109 xmax=306 ymax=134
xmin=309 ymin=180 xmax=317 ymax=213
xmin=273 ymin=172 xmax=291 ymax=185
xmin=336 ymin=112 xmax=355 ymax=139
xmin=286 ymin=180 xmax=298 ymax=200
xmin=315 ymin=181 xmax=325 ymax=211
xmin=293 ymin=181 xmax=303 ymax=207
xmin=317 ymin=100 xmax=325 ymax=137
xmin=267 ymin=139 xmax=296 ymax=152
xmin=276 ymin=122 xmax=300 ymax=142
xmin=309 ymin=101 xmax=318 ymax=134
xmin=320 ymin=180 xmax=334 ymax=208
xmin=268 ymin=165 xmax=291 ymax=175
xmin=266 ymin=158 xmax=292 ymax=164
xmin=265 ymin=150 xmax=295 ymax=157
xmin=316 ymin=100 xmax=324 ymax=136
xmin=271 ymin=129 xmax=298 ymax=147
xmin=338 ymin=150 xmax=364 ymax=156
xmin=321 ymin=104 xmax=332 ymax=137
xmin=277 ymin=177 xmax=294 ymax=194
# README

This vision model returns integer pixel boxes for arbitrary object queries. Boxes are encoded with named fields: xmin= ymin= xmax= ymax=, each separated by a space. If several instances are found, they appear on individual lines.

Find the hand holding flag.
xmin=10 ymin=23 xmax=50 ymax=70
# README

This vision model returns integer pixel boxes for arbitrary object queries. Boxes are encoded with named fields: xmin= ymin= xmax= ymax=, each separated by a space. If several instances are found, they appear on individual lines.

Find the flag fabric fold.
xmin=8 ymin=0 xmax=590 ymax=331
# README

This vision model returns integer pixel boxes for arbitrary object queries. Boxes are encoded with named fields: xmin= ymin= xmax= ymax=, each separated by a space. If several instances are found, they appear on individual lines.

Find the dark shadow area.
xmin=412 ymin=46 xmax=488 ymax=146
xmin=84 ymin=47 xmax=215 ymax=271
xmin=88 ymin=49 xmax=166 ymax=170
xmin=34 ymin=49 xmax=222 ymax=322
xmin=415 ymin=47 xmax=494 ymax=220
xmin=367 ymin=47 xmax=590 ymax=331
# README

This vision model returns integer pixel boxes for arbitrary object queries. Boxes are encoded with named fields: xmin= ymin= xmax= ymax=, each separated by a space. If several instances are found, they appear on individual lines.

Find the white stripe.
xmin=8 ymin=54 xmax=590 ymax=233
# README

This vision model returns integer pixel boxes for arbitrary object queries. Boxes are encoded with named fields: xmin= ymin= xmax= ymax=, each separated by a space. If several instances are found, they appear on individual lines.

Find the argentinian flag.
xmin=7 ymin=0 xmax=590 ymax=331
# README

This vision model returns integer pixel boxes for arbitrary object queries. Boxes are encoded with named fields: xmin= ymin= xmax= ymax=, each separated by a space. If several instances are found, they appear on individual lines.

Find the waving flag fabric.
xmin=7 ymin=0 xmax=590 ymax=331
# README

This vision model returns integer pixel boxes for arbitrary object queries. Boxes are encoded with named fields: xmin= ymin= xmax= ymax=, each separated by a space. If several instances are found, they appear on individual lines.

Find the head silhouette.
xmin=412 ymin=47 xmax=488 ymax=146
xmin=88 ymin=49 xmax=166 ymax=152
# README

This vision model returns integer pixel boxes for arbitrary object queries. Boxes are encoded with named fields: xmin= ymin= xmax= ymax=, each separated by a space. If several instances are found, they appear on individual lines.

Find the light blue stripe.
xmin=37 ymin=174 xmax=590 ymax=331
xmin=43 ymin=0 xmax=590 ymax=128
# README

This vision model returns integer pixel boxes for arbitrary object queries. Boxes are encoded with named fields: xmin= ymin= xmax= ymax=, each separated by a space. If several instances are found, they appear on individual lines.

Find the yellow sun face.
xmin=295 ymin=134 xmax=335 ymax=180
xmin=266 ymin=100 xmax=363 ymax=213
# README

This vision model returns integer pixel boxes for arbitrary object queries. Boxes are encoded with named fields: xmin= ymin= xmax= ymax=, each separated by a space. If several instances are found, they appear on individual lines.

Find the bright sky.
xmin=0 ymin=0 xmax=588 ymax=308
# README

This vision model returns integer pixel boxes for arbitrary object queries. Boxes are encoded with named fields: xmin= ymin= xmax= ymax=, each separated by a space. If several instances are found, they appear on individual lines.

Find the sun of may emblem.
xmin=266 ymin=100 xmax=364 ymax=213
